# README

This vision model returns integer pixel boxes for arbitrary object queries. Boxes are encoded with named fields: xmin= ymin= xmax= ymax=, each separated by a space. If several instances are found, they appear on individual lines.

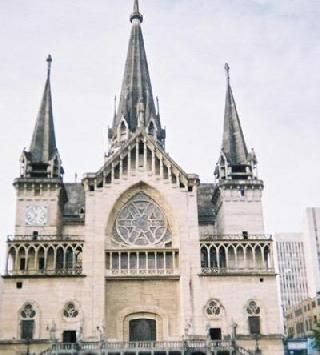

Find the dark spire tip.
xmin=130 ymin=0 xmax=143 ymax=23
xmin=47 ymin=54 xmax=52 ymax=78
xmin=224 ymin=62 xmax=230 ymax=83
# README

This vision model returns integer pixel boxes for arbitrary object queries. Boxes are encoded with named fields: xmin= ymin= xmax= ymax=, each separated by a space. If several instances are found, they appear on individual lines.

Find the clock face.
xmin=25 ymin=205 xmax=48 ymax=226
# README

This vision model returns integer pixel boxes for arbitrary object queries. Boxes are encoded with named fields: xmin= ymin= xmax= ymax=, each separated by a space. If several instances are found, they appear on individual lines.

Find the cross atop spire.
xmin=224 ymin=62 xmax=230 ymax=84
xmin=130 ymin=0 xmax=143 ymax=23
xmin=47 ymin=54 xmax=52 ymax=78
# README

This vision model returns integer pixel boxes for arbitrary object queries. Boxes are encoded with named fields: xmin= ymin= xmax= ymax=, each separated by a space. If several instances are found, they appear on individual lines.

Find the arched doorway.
xmin=129 ymin=319 xmax=156 ymax=341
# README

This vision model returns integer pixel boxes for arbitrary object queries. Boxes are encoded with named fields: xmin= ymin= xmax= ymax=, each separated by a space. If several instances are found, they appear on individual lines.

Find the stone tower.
xmin=16 ymin=55 xmax=65 ymax=238
xmin=213 ymin=64 xmax=264 ymax=235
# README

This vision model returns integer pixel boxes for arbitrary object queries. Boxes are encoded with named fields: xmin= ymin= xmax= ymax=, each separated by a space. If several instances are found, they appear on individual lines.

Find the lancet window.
xmin=247 ymin=300 xmax=261 ymax=335
xmin=200 ymin=240 xmax=273 ymax=274
xmin=6 ymin=242 xmax=83 ymax=276
xmin=20 ymin=303 xmax=36 ymax=340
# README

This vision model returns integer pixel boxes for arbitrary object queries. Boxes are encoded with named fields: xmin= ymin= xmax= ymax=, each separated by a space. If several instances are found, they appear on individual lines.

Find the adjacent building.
xmin=286 ymin=295 xmax=320 ymax=339
xmin=0 ymin=1 xmax=283 ymax=354
xmin=303 ymin=208 xmax=320 ymax=297
xmin=275 ymin=233 xmax=309 ymax=312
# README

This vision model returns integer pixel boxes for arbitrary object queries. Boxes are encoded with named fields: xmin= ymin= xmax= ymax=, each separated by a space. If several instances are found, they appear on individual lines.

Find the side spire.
xmin=215 ymin=63 xmax=257 ymax=180
xmin=109 ymin=0 xmax=165 ymax=153
xmin=20 ymin=55 xmax=63 ymax=179
xmin=222 ymin=63 xmax=248 ymax=165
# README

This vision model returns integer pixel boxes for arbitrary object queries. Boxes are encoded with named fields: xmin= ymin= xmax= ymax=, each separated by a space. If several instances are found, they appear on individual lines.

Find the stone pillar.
xmin=120 ymin=155 xmax=123 ymax=179
xmin=160 ymin=157 xmax=164 ymax=179
xmin=128 ymin=148 xmax=132 ymax=175
xmin=136 ymin=139 xmax=139 ymax=170
xmin=152 ymin=149 xmax=156 ymax=174
xmin=144 ymin=139 xmax=147 ymax=170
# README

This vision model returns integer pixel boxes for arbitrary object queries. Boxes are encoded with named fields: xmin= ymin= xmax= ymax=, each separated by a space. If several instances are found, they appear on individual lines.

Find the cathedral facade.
xmin=0 ymin=1 xmax=283 ymax=354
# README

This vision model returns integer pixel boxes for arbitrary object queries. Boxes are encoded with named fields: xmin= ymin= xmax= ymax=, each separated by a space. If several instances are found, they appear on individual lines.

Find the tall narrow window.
xmin=247 ymin=300 xmax=261 ymax=335
xmin=20 ymin=303 xmax=36 ymax=340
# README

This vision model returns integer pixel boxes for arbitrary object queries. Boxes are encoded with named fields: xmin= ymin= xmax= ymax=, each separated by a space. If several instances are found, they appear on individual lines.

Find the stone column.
xmin=128 ymin=148 xmax=132 ymax=175
xmin=152 ymin=149 xmax=156 ymax=174
xmin=144 ymin=139 xmax=147 ymax=170
xmin=160 ymin=157 xmax=164 ymax=179
xmin=136 ymin=139 xmax=139 ymax=170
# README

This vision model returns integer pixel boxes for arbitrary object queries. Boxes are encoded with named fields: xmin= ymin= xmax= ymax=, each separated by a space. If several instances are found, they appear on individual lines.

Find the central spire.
xmin=130 ymin=0 xmax=143 ymax=23
xmin=109 ymin=0 xmax=165 ymax=152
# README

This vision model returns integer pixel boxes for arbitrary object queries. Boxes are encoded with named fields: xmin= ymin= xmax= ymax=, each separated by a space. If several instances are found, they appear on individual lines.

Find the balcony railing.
xmin=40 ymin=340 xmax=253 ymax=355
xmin=7 ymin=234 xmax=82 ymax=242
xmin=106 ymin=249 xmax=179 ymax=278
xmin=200 ymin=266 xmax=275 ymax=275
xmin=106 ymin=268 xmax=177 ymax=277
xmin=6 ymin=266 xmax=83 ymax=277
xmin=201 ymin=234 xmax=272 ymax=241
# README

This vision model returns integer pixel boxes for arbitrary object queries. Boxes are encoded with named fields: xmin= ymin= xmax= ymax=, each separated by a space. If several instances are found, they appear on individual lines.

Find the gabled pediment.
xmin=83 ymin=130 xmax=198 ymax=192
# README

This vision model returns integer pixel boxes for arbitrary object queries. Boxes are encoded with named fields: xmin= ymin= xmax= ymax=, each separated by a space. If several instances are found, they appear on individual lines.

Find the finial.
xmin=114 ymin=96 xmax=117 ymax=118
xmin=130 ymin=0 xmax=143 ymax=23
xmin=47 ymin=54 xmax=52 ymax=78
xmin=156 ymin=96 xmax=160 ymax=116
xmin=224 ymin=62 xmax=230 ymax=84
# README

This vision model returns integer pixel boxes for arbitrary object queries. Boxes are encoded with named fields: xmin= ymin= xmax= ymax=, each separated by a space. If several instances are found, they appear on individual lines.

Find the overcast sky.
xmin=0 ymin=0 xmax=320 ymax=262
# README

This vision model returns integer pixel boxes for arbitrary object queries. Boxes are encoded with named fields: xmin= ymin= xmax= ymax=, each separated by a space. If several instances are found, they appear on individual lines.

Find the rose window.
xmin=21 ymin=303 xmax=36 ymax=319
xmin=113 ymin=192 xmax=170 ymax=246
xmin=247 ymin=301 xmax=260 ymax=315
xmin=63 ymin=302 xmax=79 ymax=318
xmin=205 ymin=299 xmax=223 ymax=318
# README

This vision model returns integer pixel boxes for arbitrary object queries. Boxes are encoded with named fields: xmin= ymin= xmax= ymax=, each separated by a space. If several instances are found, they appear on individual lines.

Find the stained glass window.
xmin=113 ymin=192 xmax=171 ymax=246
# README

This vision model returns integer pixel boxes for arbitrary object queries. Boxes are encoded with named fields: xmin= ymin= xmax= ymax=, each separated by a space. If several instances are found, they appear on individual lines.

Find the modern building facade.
xmin=303 ymin=208 xmax=320 ymax=297
xmin=275 ymin=233 xmax=309 ymax=312
xmin=0 ymin=1 xmax=283 ymax=354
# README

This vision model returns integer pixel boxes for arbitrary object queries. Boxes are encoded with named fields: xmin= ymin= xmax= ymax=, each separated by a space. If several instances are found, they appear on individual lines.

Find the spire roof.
xmin=112 ymin=0 xmax=160 ymax=136
xmin=222 ymin=63 xmax=249 ymax=165
xmin=29 ymin=55 xmax=58 ymax=163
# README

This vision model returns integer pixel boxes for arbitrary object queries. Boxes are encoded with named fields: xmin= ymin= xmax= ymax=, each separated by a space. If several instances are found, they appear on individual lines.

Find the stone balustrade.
xmin=40 ymin=340 xmax=253 ymax=355
xmin=105 ymin=249 xmax=179 ymax=278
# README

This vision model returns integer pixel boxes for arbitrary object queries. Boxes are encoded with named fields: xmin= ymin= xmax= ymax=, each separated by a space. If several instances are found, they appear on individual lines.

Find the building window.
xmin=209 ymin=328 xmax=222 ymax=340
xmin=20 ymin=303 xmax=36 ymax=340
xmin=129 ymin=319 xmax=156 ymax=341
xmin=205 ymin=299 xmax=224 ymax=318
xmin=63 ymin=302 xmax=79 ymax=318
xmin=63 ymin=330 xmax=77 ymax=343
xmin=247 ymin=300 xmax=261 ymax=335
xmin=112 ymin=192 xmax=171 ymax=246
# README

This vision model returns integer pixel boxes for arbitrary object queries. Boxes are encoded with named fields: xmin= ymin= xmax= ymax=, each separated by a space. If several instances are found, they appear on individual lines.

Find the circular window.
xmin=63 ymin=302 xmax=79 ymax=318
xmin=113 ymin=192 xmax=171 ymax=246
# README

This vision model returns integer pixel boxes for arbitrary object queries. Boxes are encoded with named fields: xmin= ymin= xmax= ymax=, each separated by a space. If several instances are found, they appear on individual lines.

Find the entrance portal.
xmin=129 ymin=319 xmax=156 ymax=341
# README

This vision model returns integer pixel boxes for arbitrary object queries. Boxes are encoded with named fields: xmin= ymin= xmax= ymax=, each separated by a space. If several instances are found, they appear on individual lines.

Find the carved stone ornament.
xmin=21 ymin=303 xmax=36 ymax=319
xmin=25 ymin=205 xmax=48 ymax=226
xmin=63 ymin=302 xmax=79 ymax=318
xmin=112 ymin=192 xmax=171 ymax=246
xmin=205 ymin=299 xmax=224 ymax=319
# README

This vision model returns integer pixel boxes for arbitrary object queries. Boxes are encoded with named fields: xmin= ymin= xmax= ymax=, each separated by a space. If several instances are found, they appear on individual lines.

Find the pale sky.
xmin=0 ymin=0 xmax=320 ymax=266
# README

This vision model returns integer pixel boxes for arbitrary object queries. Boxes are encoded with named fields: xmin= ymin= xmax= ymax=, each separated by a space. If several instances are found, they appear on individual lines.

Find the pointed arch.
xmin=106 ymin=181 xmax=177 ymax=246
